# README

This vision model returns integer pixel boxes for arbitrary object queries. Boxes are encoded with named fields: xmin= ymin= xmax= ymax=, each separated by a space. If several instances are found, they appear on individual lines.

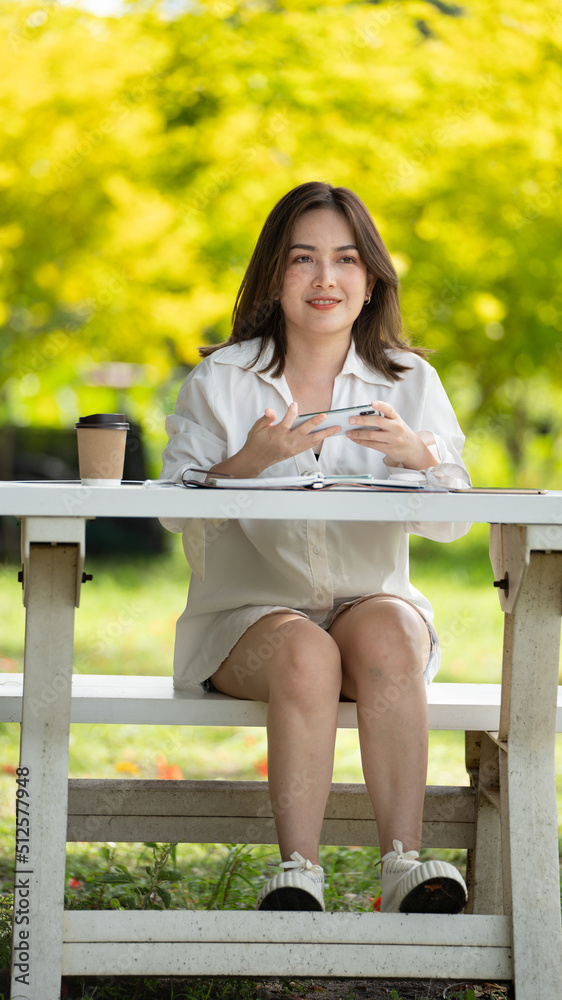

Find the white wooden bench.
xmin=2 ymin=672 xmax=560 ymax=883
xmin=1 ymin=670 xmax=560 ymax=986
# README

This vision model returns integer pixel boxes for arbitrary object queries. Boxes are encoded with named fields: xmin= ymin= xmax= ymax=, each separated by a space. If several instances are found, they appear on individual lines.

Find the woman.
xmin=160 ymin=181 xmax=471 ymax=914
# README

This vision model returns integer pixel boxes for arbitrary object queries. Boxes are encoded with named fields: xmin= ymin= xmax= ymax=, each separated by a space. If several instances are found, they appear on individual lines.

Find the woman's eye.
xmin=340 ymin=256 xmax=357 ymax=264
xmin=294 ymin=255 xmax=312 ymax=263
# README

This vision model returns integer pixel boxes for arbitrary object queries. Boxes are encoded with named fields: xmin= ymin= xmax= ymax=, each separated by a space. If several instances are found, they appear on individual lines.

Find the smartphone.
xmin=291 ymin=403 xmax=384 ymax=435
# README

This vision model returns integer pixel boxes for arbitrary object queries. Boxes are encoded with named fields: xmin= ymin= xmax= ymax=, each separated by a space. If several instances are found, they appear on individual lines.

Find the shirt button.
xmin=317 ymin=592 xmax=325 ymax=600
xmin=313 ymin=546 xmax=320 ymax=555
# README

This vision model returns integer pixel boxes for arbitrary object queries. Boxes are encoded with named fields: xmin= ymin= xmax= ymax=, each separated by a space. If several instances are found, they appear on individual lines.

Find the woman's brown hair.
xmin=199 ymin=181 xmax=427 ymax=379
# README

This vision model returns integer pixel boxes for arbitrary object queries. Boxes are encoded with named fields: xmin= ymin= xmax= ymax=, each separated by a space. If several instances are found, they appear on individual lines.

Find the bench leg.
xmin=465 ymin=731 xmax=503 ymax=915
xmin=11 ymin=543 xmax=78 ymax=1000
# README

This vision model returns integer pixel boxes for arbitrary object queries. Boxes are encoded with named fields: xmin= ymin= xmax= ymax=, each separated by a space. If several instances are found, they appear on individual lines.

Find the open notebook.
xmin=179 ymin=469 xmax=448 ymax=491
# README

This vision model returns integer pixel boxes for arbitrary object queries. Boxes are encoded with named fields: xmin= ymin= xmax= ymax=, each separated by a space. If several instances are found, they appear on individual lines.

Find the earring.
xmin=364 ymin=295 xmax=371 ymax=304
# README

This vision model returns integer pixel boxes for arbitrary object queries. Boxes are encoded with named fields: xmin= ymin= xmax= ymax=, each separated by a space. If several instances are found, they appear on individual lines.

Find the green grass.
xmin=0 ymin=524 xmax=559 ymax=997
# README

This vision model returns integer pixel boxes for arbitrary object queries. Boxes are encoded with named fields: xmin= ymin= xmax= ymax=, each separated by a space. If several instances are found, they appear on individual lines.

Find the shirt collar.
xmin=212 ymin=337 xmax=396 ymax=388
xmin=213 ymin=339 xmax=274 ymax=374
xmin=212 ymin=339 xmax=284 ymax=389
xmin=338 ymin=342 xmax=396 ymax=388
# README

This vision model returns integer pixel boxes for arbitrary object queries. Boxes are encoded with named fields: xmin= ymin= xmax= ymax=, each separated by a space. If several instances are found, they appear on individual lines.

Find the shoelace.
xmin=277 ymin=851 xmax=324 ymax=878
xmin=390 ymin=839 xmax=420 ymax=861
xmin=377 ymin=839 xmax=420 ymax=868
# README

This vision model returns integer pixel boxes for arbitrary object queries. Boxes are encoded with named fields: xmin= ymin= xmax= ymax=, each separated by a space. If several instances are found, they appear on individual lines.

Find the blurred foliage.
xmin=0 ymin=0 xmax=561 ymax=482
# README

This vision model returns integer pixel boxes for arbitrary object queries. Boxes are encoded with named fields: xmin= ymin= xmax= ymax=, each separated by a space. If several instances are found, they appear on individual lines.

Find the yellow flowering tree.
xmin=0 ymin=0 xmax=560 ymax=482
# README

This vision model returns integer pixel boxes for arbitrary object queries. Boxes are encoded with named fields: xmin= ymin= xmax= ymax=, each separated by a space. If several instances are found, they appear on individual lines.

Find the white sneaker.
xmin=381 ymin=840 xmax=468 ymax=914
xmin=256 ymin=851 xmax=325 ymax=911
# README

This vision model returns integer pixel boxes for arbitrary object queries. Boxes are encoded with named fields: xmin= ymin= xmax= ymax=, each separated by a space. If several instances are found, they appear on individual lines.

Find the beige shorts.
xmin=202 ymin=593 xmax=439 ymax=692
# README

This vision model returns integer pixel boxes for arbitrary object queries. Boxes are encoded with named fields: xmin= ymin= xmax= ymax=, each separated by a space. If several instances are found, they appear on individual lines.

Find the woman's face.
xmin=279 ymin=207 xmax=374 ymax=346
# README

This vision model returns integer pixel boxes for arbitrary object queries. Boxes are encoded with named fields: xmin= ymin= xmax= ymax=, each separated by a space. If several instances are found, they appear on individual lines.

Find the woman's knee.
xmin=267 ymin=620 xmax=342 ymax=702
xmin=338 ymin=600 xmax=428 ymax=683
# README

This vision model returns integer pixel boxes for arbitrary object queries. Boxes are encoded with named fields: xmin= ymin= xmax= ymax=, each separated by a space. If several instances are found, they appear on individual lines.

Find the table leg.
xmin=11 ymin=543 xmax=79 ymax=1000
xmin=499 ymin=551 xmax=562 ymax=999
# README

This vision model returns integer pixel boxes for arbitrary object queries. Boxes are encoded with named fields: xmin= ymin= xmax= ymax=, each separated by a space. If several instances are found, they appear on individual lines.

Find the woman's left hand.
xmin=346 ymin=400 xmax=437 ymax=471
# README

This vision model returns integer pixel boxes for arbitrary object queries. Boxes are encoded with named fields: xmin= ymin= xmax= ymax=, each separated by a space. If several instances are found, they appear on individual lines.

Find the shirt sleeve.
xmin=159 ymin=363 xmax=228 ymax=537
xmin=160 ymin=364 xmax=227 ymax=483
xmin=401 ymin=365 xmax=472 ymax=543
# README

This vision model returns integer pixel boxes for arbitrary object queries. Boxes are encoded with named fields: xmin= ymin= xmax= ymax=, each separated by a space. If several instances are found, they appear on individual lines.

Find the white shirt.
xmin=160 ymin=339 xmax=471 ymax=688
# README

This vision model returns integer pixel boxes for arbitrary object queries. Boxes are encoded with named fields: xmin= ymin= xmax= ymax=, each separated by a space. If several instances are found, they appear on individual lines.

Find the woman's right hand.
xmin=209 ymin=402 xmax=340 ymax=479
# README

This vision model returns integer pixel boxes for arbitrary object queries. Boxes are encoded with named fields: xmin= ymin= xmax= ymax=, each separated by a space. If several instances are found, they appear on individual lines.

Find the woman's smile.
xmin=306 ymin=297 xmax=342 ymax=309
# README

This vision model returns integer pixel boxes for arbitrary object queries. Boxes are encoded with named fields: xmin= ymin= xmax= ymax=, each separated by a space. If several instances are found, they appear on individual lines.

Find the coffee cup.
xmin=75 ymin=413 xmax=130 ymax=486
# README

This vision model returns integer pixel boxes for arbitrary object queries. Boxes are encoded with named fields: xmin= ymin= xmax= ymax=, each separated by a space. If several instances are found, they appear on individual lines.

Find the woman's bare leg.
xmin=329 ymin=596 xmax=430 ymax=858
xmin=210 ymin=612 xmax=342 ymax=863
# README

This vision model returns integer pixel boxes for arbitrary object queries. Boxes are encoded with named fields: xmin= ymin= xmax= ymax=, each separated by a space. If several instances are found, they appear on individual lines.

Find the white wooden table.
xmin=1 ymin=482 xmax=561 ymax=1000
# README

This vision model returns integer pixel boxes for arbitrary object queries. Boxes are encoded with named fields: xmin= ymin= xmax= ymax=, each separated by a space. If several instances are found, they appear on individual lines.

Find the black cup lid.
xmin=76 ymin=413 xmax=130 ymax=429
